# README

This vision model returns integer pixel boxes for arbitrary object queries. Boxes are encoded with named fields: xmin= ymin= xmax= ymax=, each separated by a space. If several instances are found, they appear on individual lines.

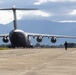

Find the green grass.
xmin=0 ymin=47 xmax=11 ymax=50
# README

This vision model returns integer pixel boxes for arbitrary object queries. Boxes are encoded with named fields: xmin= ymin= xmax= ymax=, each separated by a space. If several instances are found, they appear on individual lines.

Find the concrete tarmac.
xmin=0 ymin=48 xmax=76 ymax=75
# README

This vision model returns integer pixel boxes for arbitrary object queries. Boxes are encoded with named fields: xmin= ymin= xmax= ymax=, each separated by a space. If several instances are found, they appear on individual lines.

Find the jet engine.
xmin=2 ymin=37 xmax=9 ymax=43
xmin=36 ymin=36 xmax=42 ymax=42
xmin=51 ymin=37 xmax=57 ymax=43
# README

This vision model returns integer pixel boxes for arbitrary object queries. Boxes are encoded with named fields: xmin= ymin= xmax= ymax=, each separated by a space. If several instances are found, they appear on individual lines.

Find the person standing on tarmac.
xmin=64 ymin=41 xmax=68 ymax=50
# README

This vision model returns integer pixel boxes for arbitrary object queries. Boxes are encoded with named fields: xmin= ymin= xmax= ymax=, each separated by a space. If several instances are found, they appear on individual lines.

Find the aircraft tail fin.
xmin=0 ymin=7 xmax=38 ymax=30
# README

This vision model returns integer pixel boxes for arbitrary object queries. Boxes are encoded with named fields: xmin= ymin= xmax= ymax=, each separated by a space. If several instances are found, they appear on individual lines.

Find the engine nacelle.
xmin=36 ymin=36 xmax=42 ymax=42
xmin=2 ymin=37 xmax=9 ymax=43
xmin=51 ymin=37 xmax=57 ymax=43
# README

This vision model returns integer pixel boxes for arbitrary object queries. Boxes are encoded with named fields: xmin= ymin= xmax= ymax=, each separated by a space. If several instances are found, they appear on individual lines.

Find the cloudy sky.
xmin=0 ymin=0 xmax=76 ymax=24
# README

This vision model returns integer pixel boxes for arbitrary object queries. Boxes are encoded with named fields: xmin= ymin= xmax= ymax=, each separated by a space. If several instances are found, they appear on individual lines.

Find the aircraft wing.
xmin=0 ymin=34 xmax=9 ymax=37
xmin=27 ymin=32 xmax=76 ymax=39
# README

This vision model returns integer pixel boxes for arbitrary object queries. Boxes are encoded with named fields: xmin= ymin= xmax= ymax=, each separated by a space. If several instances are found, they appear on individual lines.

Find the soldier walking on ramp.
xmin=64 ymin=41 xmax=68 ymax=50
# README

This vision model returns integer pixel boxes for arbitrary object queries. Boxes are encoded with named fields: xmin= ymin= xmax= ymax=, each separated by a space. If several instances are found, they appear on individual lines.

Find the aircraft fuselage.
xmin=9 ymin=29 xmax=31 ymax=48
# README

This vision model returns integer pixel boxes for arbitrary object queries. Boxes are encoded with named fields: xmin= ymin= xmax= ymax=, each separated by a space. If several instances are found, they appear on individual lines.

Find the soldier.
xmin=64 ymin=41 xmax=68 ymax=50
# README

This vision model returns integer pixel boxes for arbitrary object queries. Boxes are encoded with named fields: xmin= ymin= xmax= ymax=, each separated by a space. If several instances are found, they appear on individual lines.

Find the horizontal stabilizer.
xmin=0 ymin=7 xmax=38 ymax=10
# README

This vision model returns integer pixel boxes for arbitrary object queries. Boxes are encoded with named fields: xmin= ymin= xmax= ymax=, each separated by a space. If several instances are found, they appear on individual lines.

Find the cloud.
xmin=0 ymin=11 xmax=13 ymax=24
xmin=0 ymin=0 xmax=76 ymax=23
xmin=34 ymin=1 xmax=76 ymax=23
xmin=0 ymin=10 xmax=51 ymax=24
xmin=58 ymin=20 xmax=76 ymax=23
xmin=69 ymin=10 xmax=76 ymax=15
xmin=34 ymin=0 xmax=47 ymax=5
xmin=49 ymin=0 xmax=76 ymax=2
xmin=19 ymin=10 xmax=51 ymax=17
xmin=34 ymin=0 xmax=76 ymax=5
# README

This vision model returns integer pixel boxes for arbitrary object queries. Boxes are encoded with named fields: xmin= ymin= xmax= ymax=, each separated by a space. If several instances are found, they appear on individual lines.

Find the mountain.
xmin=6 ymin=19 xmax=76 ymax=34
xmin=0 ymin=20 xmax=76 ymax=45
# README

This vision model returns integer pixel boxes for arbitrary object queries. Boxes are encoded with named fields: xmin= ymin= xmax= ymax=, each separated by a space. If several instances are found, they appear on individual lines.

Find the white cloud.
xmin=58 ymin=20 xmax=76 ymax=23
xmin=34 ymin=0 xmax=76 ymax=5
xmin=49 ymin=0 xmax=76 ymax=2
xmin=34 ymin=0 xmax=47 ymax=5
xmin=69 ymin=10 xmax=76 ymax=15
xmin=0 ymin=10 xmax=51 ymax=24
xmin=18 ymin=10 xmax=51 ymax=17
xmin=0 ymin=11 xmax=13 ymax=24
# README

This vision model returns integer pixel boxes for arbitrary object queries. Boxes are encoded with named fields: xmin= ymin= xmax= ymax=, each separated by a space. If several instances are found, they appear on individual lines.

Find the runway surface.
xmin=0 ymin=48 xmax=76 ymax=75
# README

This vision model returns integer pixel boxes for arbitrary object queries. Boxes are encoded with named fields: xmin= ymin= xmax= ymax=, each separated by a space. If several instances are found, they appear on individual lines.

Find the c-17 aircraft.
xmin=0 ymin=7 xmax=76 ymax=48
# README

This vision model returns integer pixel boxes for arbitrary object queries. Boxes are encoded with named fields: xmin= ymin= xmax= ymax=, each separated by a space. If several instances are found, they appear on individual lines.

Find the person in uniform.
xmin=64 ymin=41 xmax=68 ymax=50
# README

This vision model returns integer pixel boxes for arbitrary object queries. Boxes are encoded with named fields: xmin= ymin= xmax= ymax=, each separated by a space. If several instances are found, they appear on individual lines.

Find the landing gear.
xmin=13 ymin=46 xmax=15 ymax=49
xmin=8 ymin=44 xmax=34 ymax=49
xmin=26 ymin=45 xmax=33 ymax=48
xmin=23 ymin=46 xmax=26 ymax=48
